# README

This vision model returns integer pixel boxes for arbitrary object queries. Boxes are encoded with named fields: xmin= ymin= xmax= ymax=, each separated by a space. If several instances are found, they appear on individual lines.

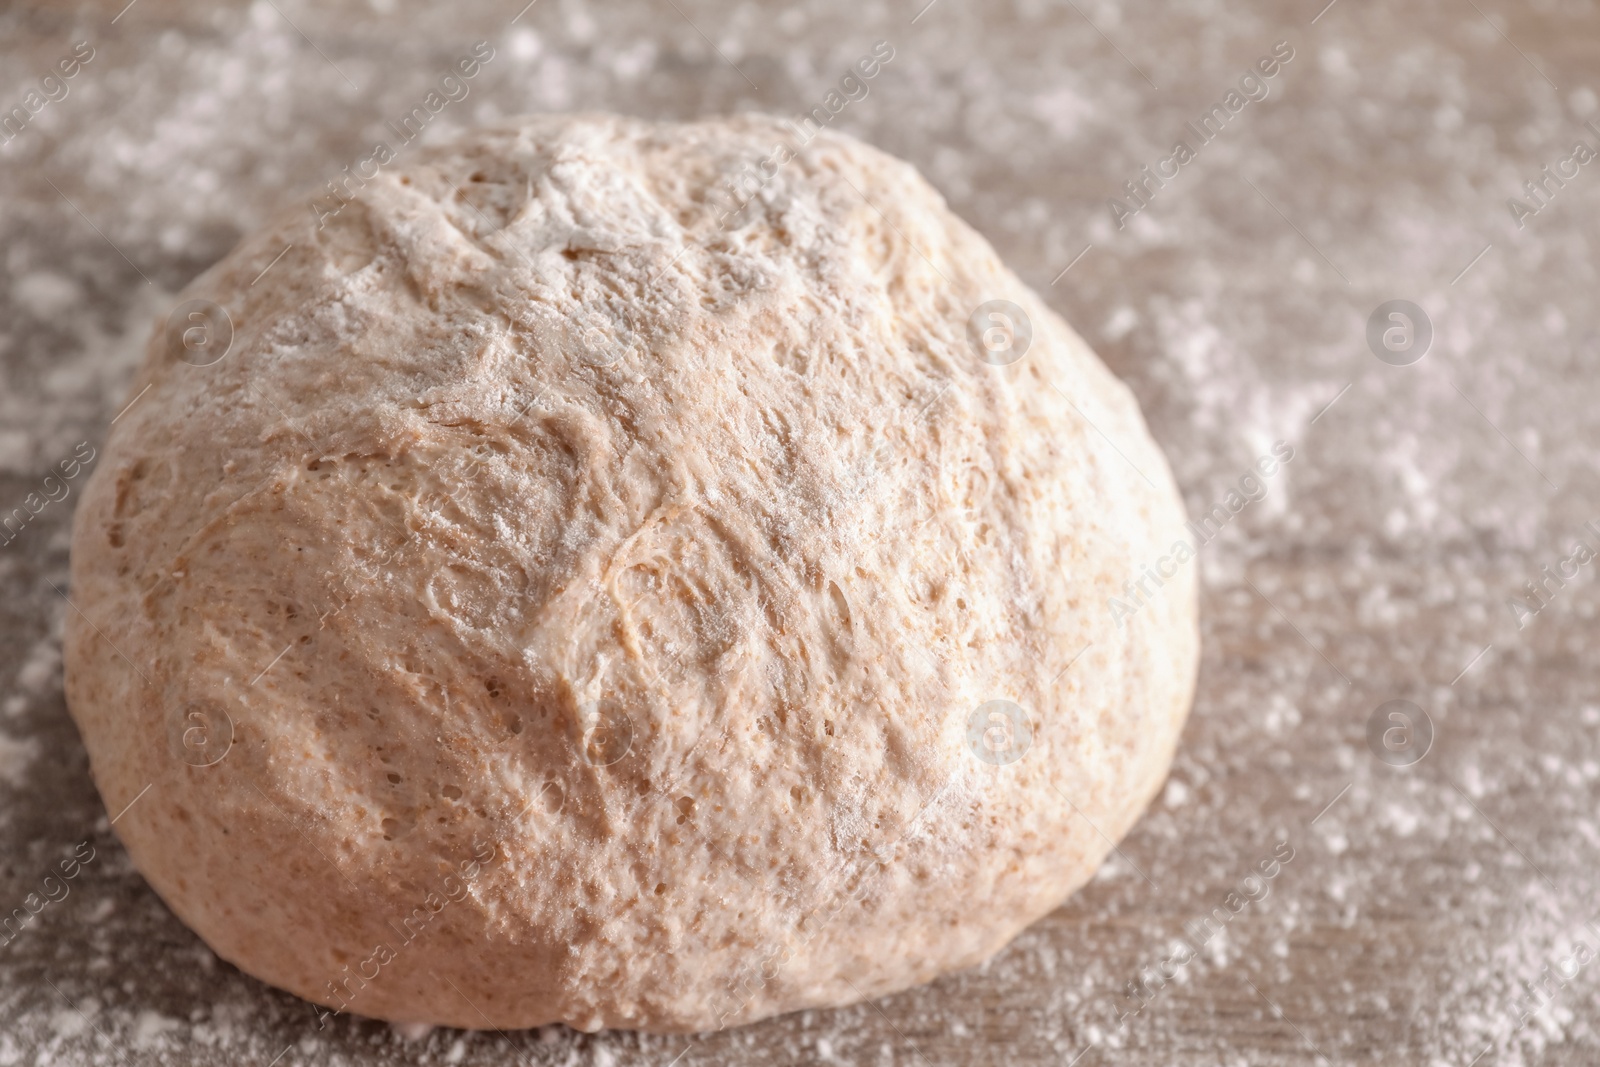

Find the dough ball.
xmin=64 ymin=113 xmax=1196 ymax=1033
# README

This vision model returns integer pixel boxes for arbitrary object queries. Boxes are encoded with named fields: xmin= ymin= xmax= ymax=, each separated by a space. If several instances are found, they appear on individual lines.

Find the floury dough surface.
xmin=62 ymin=114 xmax=1197 ymax=1032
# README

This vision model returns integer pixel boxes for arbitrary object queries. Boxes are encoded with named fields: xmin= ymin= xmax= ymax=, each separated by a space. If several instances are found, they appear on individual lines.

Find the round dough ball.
xmin=65 ymin=113 xmax=1196 ymax=1033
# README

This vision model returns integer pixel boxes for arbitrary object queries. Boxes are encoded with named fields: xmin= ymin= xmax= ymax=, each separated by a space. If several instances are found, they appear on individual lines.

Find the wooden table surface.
xmin=2 ymin=1 xmax=1598 ymax=1064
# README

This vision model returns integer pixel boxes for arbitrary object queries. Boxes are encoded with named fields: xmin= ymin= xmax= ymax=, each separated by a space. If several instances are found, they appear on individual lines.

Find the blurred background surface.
xmin=1 ymin=0 xmax=1598 ymax=1063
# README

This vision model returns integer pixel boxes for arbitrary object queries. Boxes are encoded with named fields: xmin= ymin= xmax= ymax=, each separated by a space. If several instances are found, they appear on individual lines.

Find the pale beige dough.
xmin=64 ymin=113 xmax=1197 ymax=1033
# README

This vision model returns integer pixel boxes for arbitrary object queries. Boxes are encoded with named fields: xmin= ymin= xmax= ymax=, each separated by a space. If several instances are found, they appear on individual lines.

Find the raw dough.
xmin=64 ymin=113 xmax=1197 ymax=1032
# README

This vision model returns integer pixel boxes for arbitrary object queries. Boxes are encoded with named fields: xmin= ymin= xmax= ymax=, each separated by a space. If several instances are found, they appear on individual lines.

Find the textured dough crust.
xmin=64 ymin=113 xmax=1197 ymax=1032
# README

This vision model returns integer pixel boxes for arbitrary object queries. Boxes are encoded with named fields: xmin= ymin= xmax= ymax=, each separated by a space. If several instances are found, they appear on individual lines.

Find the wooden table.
xmin=1 ymin=0 xmax=1596 ymax=1062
